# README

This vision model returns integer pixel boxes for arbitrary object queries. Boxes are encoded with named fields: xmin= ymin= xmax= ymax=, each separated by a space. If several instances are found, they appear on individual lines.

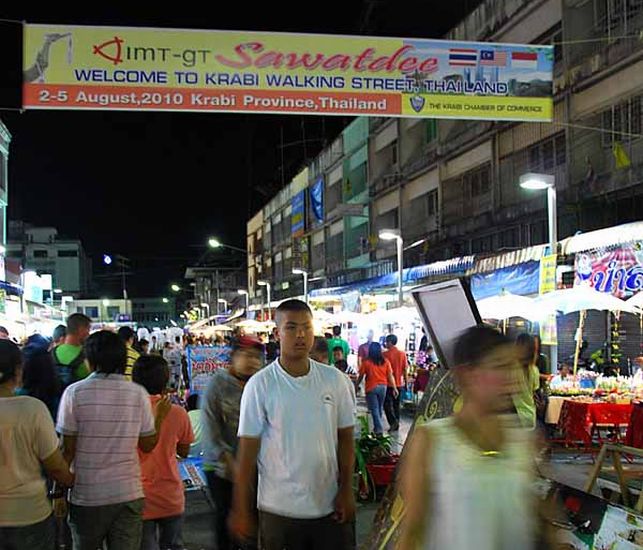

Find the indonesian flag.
xmin=511 ymin=51 xmax=538 ymax=69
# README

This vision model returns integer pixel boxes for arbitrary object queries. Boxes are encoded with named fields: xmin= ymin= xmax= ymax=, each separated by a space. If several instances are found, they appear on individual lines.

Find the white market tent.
xmin=476 ymin=293 xmax=541 ymax=321
xmin=534 ymin=285 xmax=641 ymax=315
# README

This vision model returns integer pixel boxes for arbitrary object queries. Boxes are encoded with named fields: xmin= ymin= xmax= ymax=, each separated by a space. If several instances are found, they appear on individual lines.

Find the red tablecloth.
xmin=557 ymin=400 xmax=633 ymax=445
xmin=625 ymin=401 xmax=643 ymax=449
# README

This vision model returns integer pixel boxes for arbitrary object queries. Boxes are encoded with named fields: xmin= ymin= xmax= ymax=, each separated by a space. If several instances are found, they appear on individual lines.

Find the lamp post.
xmin=171 ymin=284 xmax=181 ymax=293
xmin=257 ymin=280 xmax=272 ymax=320
xmin=379 ymin=229 xmax=404 ymax=307
xmin=217 ymin=298 xmax=228 ymax=314
xmin=292 ymin=268 xmax=309 ymax=304
xmin=520 ymin=172 xmax=558 ymax=372
xmin=201 ymin=302 xmax=211 ymax=319
xmin=207 ymin=237 xmax=246 ymax=254
xmin=101 ymin=299 xmax=109 ymax=324
xmin=238 ymin=289 xmax=249 ymax=313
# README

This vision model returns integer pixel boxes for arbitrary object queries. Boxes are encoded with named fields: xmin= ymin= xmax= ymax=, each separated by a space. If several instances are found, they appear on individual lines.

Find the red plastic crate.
xmin=366 ymin=455 xmax=399 ymax=486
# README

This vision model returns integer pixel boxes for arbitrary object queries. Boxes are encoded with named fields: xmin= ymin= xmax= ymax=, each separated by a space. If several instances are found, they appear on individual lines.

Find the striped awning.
xmin=560 ymin=221 xmax=643 ymax=255
xmin=309 ymin=255 xmax=475 ymax=298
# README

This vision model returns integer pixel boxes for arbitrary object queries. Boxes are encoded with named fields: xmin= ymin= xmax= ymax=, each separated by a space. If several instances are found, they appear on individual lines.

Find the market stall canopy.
xmin=560 ymin=221 xmax=643 ymax=255
xmin=476 ymin=293 xmax=542 ymax=320
xmin=626 ymin=292 xmax=643 ymax=310
xmin=211 ymin=325 xmax=233 ymax=331
xmin=235 ymin=319 xmax=268 ymax=332
xmin=367 ymin=306 xmax=420 ymax=324
xmin=534 ymin=286 xmax=641 ymax=315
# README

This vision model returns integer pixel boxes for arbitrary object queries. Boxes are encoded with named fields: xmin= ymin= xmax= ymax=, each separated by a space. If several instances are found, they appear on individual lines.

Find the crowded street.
xmin=2 ymin=2 xmax=643 ymax=549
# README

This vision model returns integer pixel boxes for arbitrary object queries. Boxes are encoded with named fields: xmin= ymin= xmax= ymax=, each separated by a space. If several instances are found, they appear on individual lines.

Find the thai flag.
xmin=511 ymin=51 xmax=538 ymax=69
xmin=449 ymin=48 xmax=477 ymax=66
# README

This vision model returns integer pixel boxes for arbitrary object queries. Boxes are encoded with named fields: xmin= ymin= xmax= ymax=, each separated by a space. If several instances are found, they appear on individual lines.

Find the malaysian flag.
xmin=449 ymin=48 xmax=477 ymax=66
xmin=479 ymin=50 xmax=507 ymax=67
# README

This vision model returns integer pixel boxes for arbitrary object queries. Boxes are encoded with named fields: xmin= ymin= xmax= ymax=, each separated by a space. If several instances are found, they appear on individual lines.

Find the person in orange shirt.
xmin=355 ymin=342 xmax=397 ymax=435
xmin=133 ymin=355 xmax=194 ymax=550
xmin=383 ymin=334 xmax=408 ymax=433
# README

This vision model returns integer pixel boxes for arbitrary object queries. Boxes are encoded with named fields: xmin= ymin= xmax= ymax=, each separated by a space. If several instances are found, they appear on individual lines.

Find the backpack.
xmin=52 ymin=346 xmax=86 ymax=392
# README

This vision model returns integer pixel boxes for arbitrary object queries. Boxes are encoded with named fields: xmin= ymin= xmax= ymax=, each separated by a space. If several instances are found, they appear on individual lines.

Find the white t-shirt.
xmin=238 ymin=359 xmax=355 ymax=519
xmin=0 ymin=396 xmax=60 ymax=526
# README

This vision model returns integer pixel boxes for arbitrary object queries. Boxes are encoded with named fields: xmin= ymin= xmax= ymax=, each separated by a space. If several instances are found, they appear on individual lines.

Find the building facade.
xmin=247 ymin=0 xmax=643 ymax=304
xmin=70 ymin=298 xmax=132 ymax=323
xmin=184 ymin=266 xmax=247 ymax=316
xmin=0 ymin=120 xmax=9 ymax=254
xmin=131 ymin=297 xmax=176 ymax=326
xmin=7 ymin=223 xmax=92 ymax=295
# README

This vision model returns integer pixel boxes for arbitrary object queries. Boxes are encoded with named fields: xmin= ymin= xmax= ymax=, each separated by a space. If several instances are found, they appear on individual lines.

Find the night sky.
xmin=0 ymin=2 xmax=481 ymax=297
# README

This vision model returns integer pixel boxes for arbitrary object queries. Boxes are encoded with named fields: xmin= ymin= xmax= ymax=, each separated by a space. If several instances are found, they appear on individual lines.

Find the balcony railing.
xmin=369 ymin=170 xmax=404 ymax=197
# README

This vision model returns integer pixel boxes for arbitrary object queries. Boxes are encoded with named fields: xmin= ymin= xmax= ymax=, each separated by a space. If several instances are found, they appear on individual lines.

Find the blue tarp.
xmin=310 ymin=256 xmax=475 ymax=298
xmin=470 ymin=261 xmax=540 ymax=300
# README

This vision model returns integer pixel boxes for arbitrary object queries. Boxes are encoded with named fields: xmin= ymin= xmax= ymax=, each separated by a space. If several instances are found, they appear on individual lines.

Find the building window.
xmin=33 ymin=250 xmax=48 ymax=258
xmin=427 ymin=189 xmax=438 ymax=216
xmin=602 ymin=95 xmax=642 ymax=146
xmin=499 ymin=227 xmax=520 ymax=248
xmin=471 ymin=235 xmax=493 ymax=253
xmin=527 ymin=134 xmax=566 ymax=172
xmin=85 ymin=306 xmax=99 ymax=318
xmin=465 ymin=164 xmax=491 ymax=198
xmin=107 ymin=306 xmax=120 ymax=320
xmin=58 ymin=250 xmax=78 ymax=257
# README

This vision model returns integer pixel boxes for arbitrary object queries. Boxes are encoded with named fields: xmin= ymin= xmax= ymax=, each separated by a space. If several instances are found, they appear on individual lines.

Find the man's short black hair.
xmin=0 ymin=340 xmax=21 ymax=384
xmin=332 ymin=346 xmax=344 ymax=353
xmin=332 ymin=325 xmax=341 ymax=336
xmin=312 ymin=336 xmax=328 ymax=355
xmin=53 ymin=324 xmax=67 ymax=341
xmin=67 ymin=313 xmax=91 ymax=335
xmin=132 ymin=355 xmax=169 ymax=395
xmin=85 ymin=330 xmax=127 ymax=375
xmin=118 ymin=326 xmax=136 ymax=343
xmin=275 ymin=299 xmax=312 ymax=317
xmin=453 ymin=326 xmax=510 ymax=367
xmin=386 ymin=334 xmax=398 ymax=346
xmin=0 ymin=326 xmax=9 ymax=337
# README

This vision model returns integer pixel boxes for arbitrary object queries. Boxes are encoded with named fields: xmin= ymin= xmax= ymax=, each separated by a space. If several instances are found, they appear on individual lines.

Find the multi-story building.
xmin=0 ymin=120 xmax=9 ymax=254
xmin=70 ymin=298 xmax=132 ymax=323
xmin=184 ymin=266 xmax=247 ymax=317
xmin=247 ymin=0 xmax=643 ymax=304
xmin=7 ymin=223 xmax=92 ymax=295
xmin=131 ymin=297 xmax=176 ymax=326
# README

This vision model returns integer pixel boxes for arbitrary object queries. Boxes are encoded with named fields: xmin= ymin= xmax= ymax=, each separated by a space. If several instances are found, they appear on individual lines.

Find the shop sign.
xmin=575 ymin=243 xmax=643 ymax=298
xmin=186 ymin=345 xmax=231 ymax=394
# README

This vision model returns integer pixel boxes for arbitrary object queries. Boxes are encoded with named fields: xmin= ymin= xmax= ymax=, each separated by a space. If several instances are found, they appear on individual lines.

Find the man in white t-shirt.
xmin=230 ymin=299 xmax=356 ymax=550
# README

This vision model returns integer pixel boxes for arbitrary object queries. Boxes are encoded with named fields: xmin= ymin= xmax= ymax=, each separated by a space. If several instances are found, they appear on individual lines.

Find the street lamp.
xmin=201 ymin=302 xmax=211 ymax=318
xmin=171 ymin=284 xmax=181 ymax=292
xmin=257 ymin=280 xmax=272 ymax=320
xmin=217 ymin=298 xmax=228 ymax=314
xmin=292 ymin=268 xmax=309 ymax=304
xmin=379 ymin=229 xmax=404 ymax=307
xmin=207 ymin=237 xmax=246 ymax=253
xmin=54 ymin=288 xmax=63 ymax=294
xmin=520 ymin=172 xmax=558 ymax=372
xmin=238 ymin=289 xmax=249 ymax=312
xmin=162 ymin=297 xmax=169 ymax=304
xmin=101 ymin=299 xmax=109 ymax=323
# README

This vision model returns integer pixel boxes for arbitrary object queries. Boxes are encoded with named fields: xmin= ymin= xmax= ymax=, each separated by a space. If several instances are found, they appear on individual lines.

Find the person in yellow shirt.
xmin=118 ymin=326 xmax=140 ymax=380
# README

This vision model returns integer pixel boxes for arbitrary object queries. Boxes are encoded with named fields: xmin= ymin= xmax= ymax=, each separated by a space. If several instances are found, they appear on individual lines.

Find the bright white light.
xmin=379 ymin=229 xmax=401 ymax=241
xmin=238 ymin=289 xmax=248 ymax=295
xmin=171 ymin=284 xmax=180 ymax=292
xmin=257 ymin=280 xmax=269 ymax=287
xmin=519 ymin=173 xmax=555 ymax=190
xmin=201 ymin=303 xmax=209 ymax=308
xmin=292 ymin=268 xmax=307 ymax=275
xmin=208 ymin=238 xmax=221 ymax=248
xmin=102 ymin=299 xmax=110 ymax=307
xmin=162 ymin=298 xmax=169 ymax=304
xmin=54 ymin=289 xmax=63 ymax=294
xmin=217 ymin=299 xmax=227 ymax=304
xmin=408 ymin=239 xmax=425 ymax=249
xmin=103 ymin=254 xmax=113 ymax=265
